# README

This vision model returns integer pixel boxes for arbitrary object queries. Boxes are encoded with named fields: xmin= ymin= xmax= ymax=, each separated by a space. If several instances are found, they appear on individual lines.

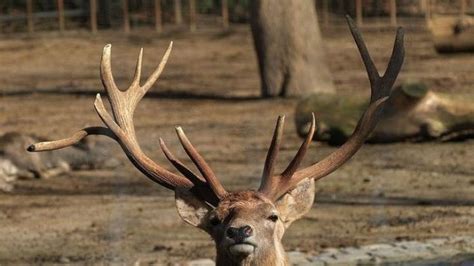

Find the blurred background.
xmin=0 ymin=0 xmax=473 ymax=265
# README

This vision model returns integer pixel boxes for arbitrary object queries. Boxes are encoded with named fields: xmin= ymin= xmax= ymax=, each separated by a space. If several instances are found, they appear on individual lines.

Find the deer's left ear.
xmin=175 ymin=188 xmax=212 ymax=231
xmin=275 ymin=178 xmax=315 ymax=228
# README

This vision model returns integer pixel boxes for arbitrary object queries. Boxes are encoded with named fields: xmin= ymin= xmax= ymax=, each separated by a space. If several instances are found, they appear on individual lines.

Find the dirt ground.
xmin=0 ymin=22 xmax=473 ymax=264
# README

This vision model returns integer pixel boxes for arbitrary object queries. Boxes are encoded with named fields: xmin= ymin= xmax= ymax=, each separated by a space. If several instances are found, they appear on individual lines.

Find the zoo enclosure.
xmin=0 ymin=0 xmax=240 ymax=33
xmin=0 ymin=0 xmax=473 ymax=34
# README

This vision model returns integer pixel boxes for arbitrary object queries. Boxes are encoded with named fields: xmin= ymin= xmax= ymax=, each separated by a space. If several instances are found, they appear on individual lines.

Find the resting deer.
xmin=28 ymin=17 xmax=404 ymax=266
xmin=0 ymin=132 xmax=121 ymax=192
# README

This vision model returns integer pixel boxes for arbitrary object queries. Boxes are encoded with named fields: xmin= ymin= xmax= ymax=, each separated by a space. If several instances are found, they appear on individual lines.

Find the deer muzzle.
xmin=226 ymin=225 xmax=257 ymax=256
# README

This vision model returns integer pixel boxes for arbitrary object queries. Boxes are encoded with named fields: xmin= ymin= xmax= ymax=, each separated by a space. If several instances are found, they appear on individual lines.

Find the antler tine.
xmin=160 ymin=138 xmax=220 ymax=206
xmin=100 ymin=44 xmax=120 ymax=94
xmin=281 ymin=113 xmax=316 ymax=179
xmin=291 ymin=16 xmax=403 ymax=186
xmin=30 ymin=43 xmax=201 ymax=194
xmin=258 ymin=116 xmax=285 ymax=193
xmin=98 ymin=43 xmax=173 ymax=137
xmin=347 ymin=15 xmax=405 ymax=101
xmin=27 ymin=127 xmax=116 ymax=152
xmin=142 ymin=41 xmax=173 ymax=93
xmin=130 ymin=48 xmax=143 ymax=88
xmin=346 ymin=15 xmax=379 ymax=90
xmin=100 ymin=44 xmax=134 ymax=136
xmin=175 ymin=127 xmax=228 ymax=199
xmin=290 ymin=97 xmax=388 ymax=182
xmin=258 ymin=114 xmax=316 ymax=199
xmin=381 ymin=27 xmax=405 ymax=95
xmin=159 ymin=138 xmax=205 ymax=185
xmin=262 ymin=16 xmax=404 ymax=201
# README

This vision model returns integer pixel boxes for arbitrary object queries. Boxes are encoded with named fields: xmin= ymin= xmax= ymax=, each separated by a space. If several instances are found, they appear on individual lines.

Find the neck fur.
xmin=215 ymin=243 xmax=288 ymax=266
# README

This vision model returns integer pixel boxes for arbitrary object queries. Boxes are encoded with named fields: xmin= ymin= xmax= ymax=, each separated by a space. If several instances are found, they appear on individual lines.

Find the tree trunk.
xmin=250 ymin=0 xmax=335 ymax=97
xmin=98 ymin=0 xmax=112 ymax=27
xmin=174 ymin=0 xmax=183 ymax=25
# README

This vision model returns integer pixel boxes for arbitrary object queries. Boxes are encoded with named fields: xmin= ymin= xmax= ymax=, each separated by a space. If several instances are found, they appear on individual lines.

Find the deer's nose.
xmin=226 ymin=225 xmax=253 ymax=241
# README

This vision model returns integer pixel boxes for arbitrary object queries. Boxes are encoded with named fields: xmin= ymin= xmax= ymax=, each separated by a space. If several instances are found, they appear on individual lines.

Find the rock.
xmin=185 ymin=258 xmax=215 ymax=266
xmin=287 ymin=251 xmax=310 ymax=265
xmin=307 ymin=237 xmax=474 ymax=265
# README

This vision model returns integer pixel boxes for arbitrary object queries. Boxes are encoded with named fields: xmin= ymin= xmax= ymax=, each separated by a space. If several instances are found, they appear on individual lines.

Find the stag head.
xmin=173 ymin=158 xmax=316 ymax=265
xmin=29 ymin=16 xmax=404 ymax=266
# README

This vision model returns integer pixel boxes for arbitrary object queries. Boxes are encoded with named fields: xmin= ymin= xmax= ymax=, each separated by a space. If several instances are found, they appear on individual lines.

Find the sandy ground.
xmin=0 ymin=23 xmax=473 ymax=264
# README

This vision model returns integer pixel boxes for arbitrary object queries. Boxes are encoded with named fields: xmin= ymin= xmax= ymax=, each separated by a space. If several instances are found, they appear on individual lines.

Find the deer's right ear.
xmin=175 ymin=188 xmax=212 ymax=230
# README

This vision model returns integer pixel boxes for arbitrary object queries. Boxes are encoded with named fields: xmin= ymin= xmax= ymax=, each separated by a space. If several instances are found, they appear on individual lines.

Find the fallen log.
xmin=295 ymin=82 xmax=474 ymax=145
xmin=429 ymin=15 xmax=474 ymax=53
xmin=434 ymin=29 xmax=474 ymax=53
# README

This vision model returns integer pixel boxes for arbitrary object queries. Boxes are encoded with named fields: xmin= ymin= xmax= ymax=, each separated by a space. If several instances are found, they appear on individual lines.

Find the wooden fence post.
xmin=90 ymin=0 xmax=98 ymax=34
xmin=424 ymin=0 xmax=431 ymax=22
xmin=222 ymin=0 xmax=229 ymax=29
xmin=155 ymin=0 xmax=162 ymax=32
xmin=356 ymin=0 xmax=363 ymax=26
xmin=420 ymin=0 xmax=427 ymax=13
xmin=189 ymin=0 xmax=196 ymax=32
xmin=174 ymin=0 xmax=183 ymax=25
xmin=460 ymin=0 xmax=467 ymax=16
xmin=57 ymin=0 xmax=65 ymax=32
xmin=123 ymin=0 xmax=130 ymax=33
xmin=322 ymin=0 xmax=329 ymax=27
xmin=390 ymin=0 xmax=397 ymax=26
xmin=27 ymin=0 xmax=34 ymax=33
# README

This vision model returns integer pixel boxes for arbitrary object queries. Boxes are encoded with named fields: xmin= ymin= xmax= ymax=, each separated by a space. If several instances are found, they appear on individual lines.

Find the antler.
xmin=28 ymin=16 xmax=403 ymax=207
xmin=28 ymin=43 xmax=222 ymax=206
xmin=258 ymin=15 xmax=405 ymax=201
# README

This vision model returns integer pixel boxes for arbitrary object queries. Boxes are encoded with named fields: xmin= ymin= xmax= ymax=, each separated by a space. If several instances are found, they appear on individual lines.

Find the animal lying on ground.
xmin=28 ymin=16 xmax=404 ymax=266
xmin=453 ymin=16 xmax=474 ymax=35
xmin=0 ymin=132 xmax=121 ymax=192
xmin=296 ymin=82 xmax=474 ymax=145
xmin=429 ymin=15 xmax=474 ymax=53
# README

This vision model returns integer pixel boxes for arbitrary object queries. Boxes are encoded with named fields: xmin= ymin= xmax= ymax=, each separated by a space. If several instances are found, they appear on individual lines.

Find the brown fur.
xmin=176 ymin=179 xmax=315 ymax=266
xmin=214 ymin=191 xmax=271 ymax=220
xmin=213 ymin=191 xmax=287 ymax=266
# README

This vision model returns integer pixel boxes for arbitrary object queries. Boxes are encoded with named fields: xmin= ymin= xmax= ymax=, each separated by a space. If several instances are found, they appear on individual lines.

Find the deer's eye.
xmin=267 ymin=214 xmax=279 ymax=222
xmin=210 ymin=217 xmax=221 ymax=226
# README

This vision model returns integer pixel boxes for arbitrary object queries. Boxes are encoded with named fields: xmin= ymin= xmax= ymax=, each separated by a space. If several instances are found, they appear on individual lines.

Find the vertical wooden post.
xmin=57 ymin=0 xmax=65 ymax=32
xmin=155 ymin=0 xmax=162 ymax=32
xmin=222 ymin=0 xmax=229 ymax=29
xmin=460 ymin=0 xmax=467 ymax=16
xmin=389 ymin=0 xmax=397 ymax=26
xmin=336 ymin=0 xmax=344 ymax=13
xmin=123 ymin=0 xmax=130 ymax=33
xmin=425 ymin=0 xmax=431 ymax=22
xmin=356 ymin=0 xmax=363 ymax=26
xmin=27 ymin=0 xmax=34 ymax=33
xmin=323 ymin=0 xmax=329 ymax=27
xmin=189 ymin=0 xmax=196 ymax=32
xmin=420 ymin=0 xmax=427 ymax=12
xmin=174 ymin=0 xmax=183 ymax=25
xmin=90 ymin=0 xmax=98 ymax=34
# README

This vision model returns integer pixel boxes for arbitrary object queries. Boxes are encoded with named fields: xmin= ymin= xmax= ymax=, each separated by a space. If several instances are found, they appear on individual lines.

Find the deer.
xmin=0 ymin=131 xmax=121 ymax=192
xmin=28 ymin=16 xmax=404 ymax=266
